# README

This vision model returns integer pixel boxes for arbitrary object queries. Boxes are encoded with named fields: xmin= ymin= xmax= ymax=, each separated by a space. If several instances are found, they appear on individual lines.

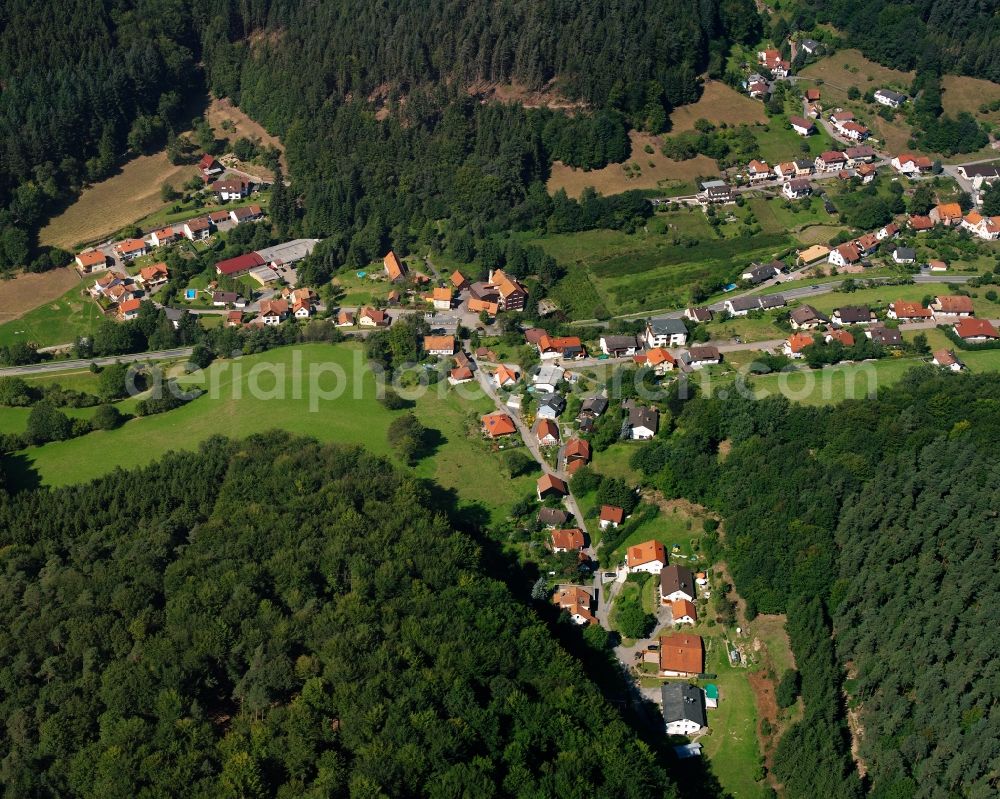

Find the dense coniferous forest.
xmin=632 ymin=368 xmax=1000 ymax=798
xmin=0 ymin=0 xmax=762 ymax=270
xmin=0 ymin=0 xmax=198 ymax=269
xmin=799 ymin=0 xmax=1000 ymax=82
xmin=0 ymin=434 xmax=677 ymax=797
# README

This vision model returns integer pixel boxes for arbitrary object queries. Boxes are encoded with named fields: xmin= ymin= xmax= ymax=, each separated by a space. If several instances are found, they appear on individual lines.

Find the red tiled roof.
xmin=659 ymin=633 xmax=704 ymax=674
xmin=216 ymin=252 xmax=265 ymax=275
xmin=537 ymin=473 xmax=568 ymax=496
xmin=139 ymin=263 xmax=169 ymax=281
xmin=891 ymin=300 xmax=931 ymax=320
xmin=670 ymin=599 xmax=698 ymax=622
xmin=536 ymin=418 xmax=559 ymax=442
xmin=787 ymin=332 xmax=815 ymax=353
xmin=383 ymin=251 xmax=406 ymax=281
xmin=827 ymin=329 xmax=854 ymax=346
xmin=600 ymin=505 xmax=625 ymax=524
xmin=482 ymin=413 xmax=517 ymax=437
xmin=627 ymin=540 xmax=666 ymax=568
xmin=935 ymin=295 xmax=974 ymax=314
xmin=423 ymin=335 xmax=455 ymax=352
xmin=115 ymin=238 xmax=147 ymax=254
xmin=646 ymin=348 xmax=675 ymax=367
xmin=551 ymin=528 xmax=584 ymax=551
xmin=76 ymin=249 xmax=106 ymax=268
xmin=564 ymin=438 xmax=591 ymax=461
xmin=955 ymin=318 xmax=999 ymax=339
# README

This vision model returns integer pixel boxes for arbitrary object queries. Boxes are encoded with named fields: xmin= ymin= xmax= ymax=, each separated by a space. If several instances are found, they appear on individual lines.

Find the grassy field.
xmin=703 ymin=313 xmax=785 ymax=344
xmin=752 ymin=115 xmax=837 ymax=165
xmin=695 ymin=637 xmax=768 ymax=799
xmin=133 ymin=193 xmax=271 ymax=233
xmin=0 ymin=268 xmax=82 ymax=326
xmin=668 ymin=81 xmax=768 ymax=133
xmin=799 ymin=49 xmax=913 ymax=106
xmin=4 ymin=344 xmax=534 ymax=522
xmin=0 ymin=282 xmax=103 ymax=348
xmin=535 ymin=221 xmax=793 ymax=318
xmin=806 ymin=283 xmax=1000 ymax=317
xmin=607 ymin=504 xmax=701 ymax=565
xmin=797 ymin=50 xmax=1000 ymax=161
xmin=39 ymin=154 xmax=201 ymax=250
xmin=547 ymin=82 xmax=767 ymax=199
xmin=332 ymin=268 xmax=399 ymax=306
xmin=748 ymin=196 xmax=836 ymax=237
xmin=941 ymin=75 xmax=1000 ymax=124
xmin=547 ymin=131 xmax=715 ymax=198
xmin=748 ymin=356 xmax=923 ymax=405
xmin=589 ymin=441 xmax=643 ymax=484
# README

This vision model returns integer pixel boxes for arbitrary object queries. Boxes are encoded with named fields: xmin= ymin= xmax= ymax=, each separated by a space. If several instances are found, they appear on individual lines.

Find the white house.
xmin=183 ymin=218 xmax=211 ymax=240
xmin=423 ymin=335 xmax=456 ymax=356
xmin=629 ymin=406 xmax=658 ymax=440
xmin=644 ymin=317 xmax=687 ymax=348
xmin=599 ymin=505 xmax=624 ymax=530
xmin=149 ymin=227 xmax=180 ymax=248
xmin=599 ymin=335 xmax=639 ymax=357
xmin=932 ymin=348 xmax=964 ymax=371
xmin=532 ymin=364 xmax=565 ymax=393
xmin=891 ymin=154 xmax=933 ymax=175
xmin=789 ymin=116 xmax=815 ymax=136
xmin=724 ymin=296 xmax=761 ymax=316
xmin=874 ymin=89 xmax=906 ymax=108
xmin=782 ymin=178 xmax=812 ymax=199
xmin=661 ymin=683 xmax=707 ymax=736
xmin=626 ymin=540 xmax=667 ymax=574
xmin=684 ymin=346 xmax=722 ymax=368
xmin=828 ymin=243 xmax=862 ymax=268
xmin=660 ymin=565 xmax=696 ymax=603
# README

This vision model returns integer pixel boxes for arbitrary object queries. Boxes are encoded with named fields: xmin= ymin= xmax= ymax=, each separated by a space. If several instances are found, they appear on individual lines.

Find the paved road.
xmin=474 ymin=355 xmax=590 ymax=543
xmin=0 ymin=347 xmax=195 ymax=376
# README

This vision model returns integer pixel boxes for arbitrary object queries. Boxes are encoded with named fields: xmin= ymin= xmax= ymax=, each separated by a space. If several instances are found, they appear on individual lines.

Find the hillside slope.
xmin=0 ymin=434 xmax=677 ymax=797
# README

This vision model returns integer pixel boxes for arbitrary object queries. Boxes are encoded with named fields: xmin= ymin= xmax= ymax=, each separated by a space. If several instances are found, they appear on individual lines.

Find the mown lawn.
xmin=748 ymin=356 xmax=924 ymax=405
xmin=0 ymin=283 xmax=104 ymax=348
xmin=589 ymin=441 xmax=643 ymax=484
xmin=607 ymin=504 xmax=702 ymax=565
xmin=753 ymin=115 xmax=837 ymax=165
xmin=703 ymin=312 xmax=787 ymax=344
xmin=693 ymin=636 xmax=769 ymax=799
xmin=5 ymin=344 xmax=532 ymax=521
xmin=133 ymin=193 xmax=271 ymax=232
xmin=748 ymin=196 xmax=835 ymax=236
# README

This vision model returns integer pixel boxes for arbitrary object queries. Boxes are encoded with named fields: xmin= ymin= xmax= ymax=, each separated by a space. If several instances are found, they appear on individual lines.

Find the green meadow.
xmin=3 ymin=343 xmax=535 ymax=522
xmin=0 ymin=283 xmax=103 ymax=349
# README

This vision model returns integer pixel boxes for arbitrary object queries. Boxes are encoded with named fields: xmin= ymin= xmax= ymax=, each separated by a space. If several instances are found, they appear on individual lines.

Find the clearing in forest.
xmin=547 ymin=130 xmax=715 ymax=198
xmin=667 ymin=80 xmax=767 ymax=133
xmin=39 ymin=153 xmax=200 ymax=250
